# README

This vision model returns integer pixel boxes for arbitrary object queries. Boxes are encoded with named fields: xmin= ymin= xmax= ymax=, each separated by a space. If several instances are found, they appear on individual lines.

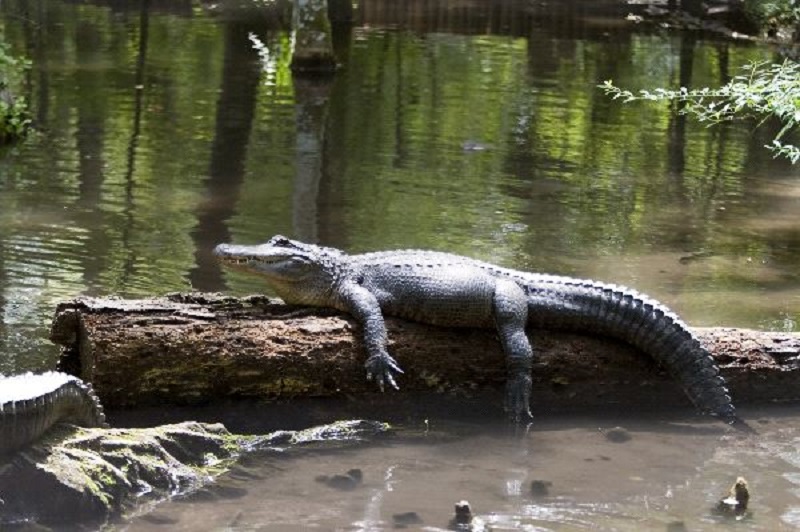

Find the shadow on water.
xmin=189 ymin=20 xmax=263 ymax=291
xmin=109 ymin=391 xmax=746 ymax=437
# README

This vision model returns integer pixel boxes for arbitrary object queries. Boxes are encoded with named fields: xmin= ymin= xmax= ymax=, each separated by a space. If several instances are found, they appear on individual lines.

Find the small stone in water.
xmin=715 ymin=476 xmax=749 ymax=518
xmin=451 ymin=499 xmax=473 ymax=527
xmin=530 ymin=480 xmax=552 ymax=497
xmin=604 ymin=426 xmax=632 ymax=443
xmin=314 ymin=468 xmax=364 ymax=491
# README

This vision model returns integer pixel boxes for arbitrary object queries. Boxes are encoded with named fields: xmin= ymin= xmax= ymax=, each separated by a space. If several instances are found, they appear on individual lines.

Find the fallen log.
xmin=49 ymin=293 xmax=800 ymax=414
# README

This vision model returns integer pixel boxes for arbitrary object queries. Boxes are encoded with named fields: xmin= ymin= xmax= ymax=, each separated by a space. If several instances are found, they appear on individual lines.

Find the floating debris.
xmin=461 ymin=140 xmax=490 ymax=152
xmin=715 ymin=476 xmax=750 ymax=519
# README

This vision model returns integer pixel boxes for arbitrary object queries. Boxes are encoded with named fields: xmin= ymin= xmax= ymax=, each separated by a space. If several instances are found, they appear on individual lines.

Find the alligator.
xmin=0 ymin=371 xmax=108 ymax=455
xmin=214 ymin=235 xmax=740 ymax=424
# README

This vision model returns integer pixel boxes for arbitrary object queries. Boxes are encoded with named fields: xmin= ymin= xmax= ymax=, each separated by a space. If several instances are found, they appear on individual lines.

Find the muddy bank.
xmin=49 ymin=294 xmax=799 ymax=414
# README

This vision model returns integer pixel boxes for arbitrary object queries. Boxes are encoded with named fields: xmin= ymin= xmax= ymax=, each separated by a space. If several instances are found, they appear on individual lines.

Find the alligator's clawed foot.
xmin=365 ymin=353 xmax=404 ymax=391
xmin=505 ymin=374 xmax=533 ymax=422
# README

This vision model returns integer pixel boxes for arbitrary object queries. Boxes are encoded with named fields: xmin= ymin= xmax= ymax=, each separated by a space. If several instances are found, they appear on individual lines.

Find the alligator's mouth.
xmin=222 ymin=257 xmax=252 ymax=265
xmin=213 ymin=243 xmax=295 ymax=267
xmin=220 ymin=256 xmax=283 ymax=266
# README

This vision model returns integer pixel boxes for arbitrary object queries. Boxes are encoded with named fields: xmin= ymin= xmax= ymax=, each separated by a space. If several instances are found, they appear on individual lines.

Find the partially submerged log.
xmin=50 ymin=293 xmax=800 ymax=413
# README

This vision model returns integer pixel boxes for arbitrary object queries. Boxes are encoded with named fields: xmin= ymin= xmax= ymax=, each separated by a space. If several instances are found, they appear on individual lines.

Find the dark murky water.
xmin=0 ymin=0 xmax=799 ymax=529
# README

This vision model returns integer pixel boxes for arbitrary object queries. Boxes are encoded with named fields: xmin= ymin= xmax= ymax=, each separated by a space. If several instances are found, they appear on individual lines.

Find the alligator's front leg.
xmin=338 ymin=281 xmax=404 ymax=390
xmin=493 ymin=279 xmax=534 ymax=420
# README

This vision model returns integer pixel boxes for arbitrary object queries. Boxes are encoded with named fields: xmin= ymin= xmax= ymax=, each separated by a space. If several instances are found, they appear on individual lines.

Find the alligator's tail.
xmin=0 ymin=372 xmax=108 ymax=455
xmin=522 ymin=277 xmax=739 ymax=424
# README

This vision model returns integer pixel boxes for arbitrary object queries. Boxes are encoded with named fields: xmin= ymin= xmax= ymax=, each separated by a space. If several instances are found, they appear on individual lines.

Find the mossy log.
xmin=49 ymin=293 xmax=800 ymax=413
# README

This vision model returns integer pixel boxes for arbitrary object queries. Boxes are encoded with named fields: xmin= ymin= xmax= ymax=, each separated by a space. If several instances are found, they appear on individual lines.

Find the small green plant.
xmin=0 ymin=40 xmax=31 ymax=143
xmin=600 ymin=59 xmax=800 ymax=163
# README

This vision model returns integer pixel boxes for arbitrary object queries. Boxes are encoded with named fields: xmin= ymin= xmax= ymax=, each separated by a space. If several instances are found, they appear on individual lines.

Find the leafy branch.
xmin=600 ymin=60 xmax=800 ymax=163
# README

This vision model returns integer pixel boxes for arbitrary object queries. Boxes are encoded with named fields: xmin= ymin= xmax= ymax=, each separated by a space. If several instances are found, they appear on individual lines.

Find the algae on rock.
xmin=0 ymin=422 xmax=240 ymax=526
xmin=0 ymin=419 xmax=390 ymax=527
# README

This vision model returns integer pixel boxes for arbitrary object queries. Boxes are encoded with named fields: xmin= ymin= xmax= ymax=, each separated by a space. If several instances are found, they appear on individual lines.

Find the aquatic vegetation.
xmin=601 ymin=60 xmax=800 ymax=163
xmin=0 ymin=39 xmax=31 ymax=143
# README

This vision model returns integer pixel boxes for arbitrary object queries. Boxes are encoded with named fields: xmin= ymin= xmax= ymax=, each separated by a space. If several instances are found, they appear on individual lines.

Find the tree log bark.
xmin=50 ymin=293 xmax=800 ymax=413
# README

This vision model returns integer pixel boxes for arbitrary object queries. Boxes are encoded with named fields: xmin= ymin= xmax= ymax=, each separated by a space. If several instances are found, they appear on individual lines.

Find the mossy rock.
xmin=0 ymin=419 xmax=389 ymax=527
xmin=0 ymin=422 xmax=239 ymax=527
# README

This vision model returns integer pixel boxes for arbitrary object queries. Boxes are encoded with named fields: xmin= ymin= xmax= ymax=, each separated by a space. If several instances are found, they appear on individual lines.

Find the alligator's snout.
xmin=213 ymin=244 xmax=262 ymax=267
xmin=213 ymin=243 xmax=231 ymax=257
xmin=213 ymin=244 xmax=245 ymax=265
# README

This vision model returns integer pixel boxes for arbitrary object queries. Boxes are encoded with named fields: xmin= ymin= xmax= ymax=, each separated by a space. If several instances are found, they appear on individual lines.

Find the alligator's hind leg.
xmin=493 ymin=279 xmax=533 ymax=420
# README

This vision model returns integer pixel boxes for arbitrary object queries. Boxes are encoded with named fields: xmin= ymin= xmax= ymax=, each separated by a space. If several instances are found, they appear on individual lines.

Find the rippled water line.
xmin=3 ymin=226 xmax=89 ymax=280
xmin=5 ymin=242 xmax=85 ymax=274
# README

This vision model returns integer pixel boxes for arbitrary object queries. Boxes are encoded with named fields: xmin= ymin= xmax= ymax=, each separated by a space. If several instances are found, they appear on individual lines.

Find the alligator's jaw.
xmin=213 ymin=243 xmax=296 ymax=276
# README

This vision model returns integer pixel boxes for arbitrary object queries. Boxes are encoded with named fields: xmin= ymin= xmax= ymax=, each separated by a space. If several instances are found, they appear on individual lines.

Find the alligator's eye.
xmin=270 ymin=235 xmax=293 ymax=247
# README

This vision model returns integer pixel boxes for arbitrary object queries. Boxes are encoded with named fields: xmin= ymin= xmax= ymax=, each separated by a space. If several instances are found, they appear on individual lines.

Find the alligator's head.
xmin=213 ymin=235 xmax=343 ymax=304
